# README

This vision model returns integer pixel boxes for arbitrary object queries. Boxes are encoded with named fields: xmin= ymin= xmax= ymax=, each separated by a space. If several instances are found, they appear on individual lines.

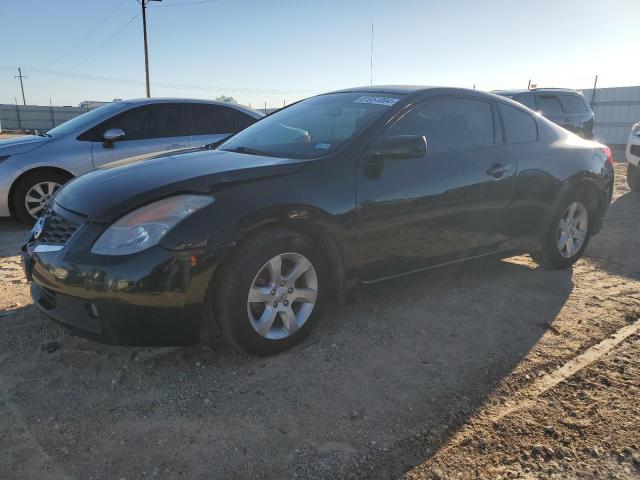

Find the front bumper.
xmin=627 ymin=136 xmax=640 ymax=166
xmin=23 ymin=213 xmax=228 ymax=346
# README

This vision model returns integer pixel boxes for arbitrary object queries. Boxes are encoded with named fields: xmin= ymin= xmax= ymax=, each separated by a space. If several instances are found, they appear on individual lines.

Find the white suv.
xmin=626 ymin=122 xmax=640 ymax=191
xmin=0 ymin=98 xmax=262 ymax=222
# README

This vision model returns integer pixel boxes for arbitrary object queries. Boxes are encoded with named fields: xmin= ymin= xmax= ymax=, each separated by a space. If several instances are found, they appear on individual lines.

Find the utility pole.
xmin=370 ymin=24 xmax=374 ymax=86
xmin=590 ymin=75 xmax=598 ymax=108
xmin=14 ymin=67 xmax=27 ymax=105
xmin=140 ymin=0 xmax=161 ymax=98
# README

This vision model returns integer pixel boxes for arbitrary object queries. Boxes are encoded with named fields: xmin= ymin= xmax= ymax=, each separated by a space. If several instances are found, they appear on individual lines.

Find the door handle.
xmin=486 ymin=163 xmax=512 ymax=179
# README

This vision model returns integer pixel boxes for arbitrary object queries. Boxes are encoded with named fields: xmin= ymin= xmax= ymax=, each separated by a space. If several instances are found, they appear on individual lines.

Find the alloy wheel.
xmin=557 ymin=201 xmax=588 ymax=258
xmin=247 ymin=252 xmax=318 ymax=340
xmin=24 ymin=181 xmax=61 ymax=218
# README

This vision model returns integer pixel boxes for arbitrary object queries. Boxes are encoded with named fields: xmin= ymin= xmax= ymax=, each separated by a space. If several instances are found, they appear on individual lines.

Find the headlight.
xmin=91 ymin=195 xmax=214 ymax=255
xmin=632 ymin=123 xmax=640 ymax=137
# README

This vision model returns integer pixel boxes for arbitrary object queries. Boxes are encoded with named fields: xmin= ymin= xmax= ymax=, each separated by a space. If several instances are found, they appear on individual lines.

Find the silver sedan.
xmin=0 ymin=98 xmax=262 ymax=222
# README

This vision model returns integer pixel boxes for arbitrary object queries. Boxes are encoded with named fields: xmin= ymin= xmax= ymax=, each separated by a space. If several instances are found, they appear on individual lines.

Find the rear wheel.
xmin=12 ymin=171 xmax=71 ymax=223
xmin=531 ymin=192 xmax=592 ymax=269
xmin=627 ymin=163 xmax=640 ymax=192
xmin=212 ymin=227 xmax=327 ymax=356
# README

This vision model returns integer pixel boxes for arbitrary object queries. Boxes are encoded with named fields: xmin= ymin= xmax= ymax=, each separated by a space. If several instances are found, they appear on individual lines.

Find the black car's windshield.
xmin=46 ymin=102 xmax=126 ymax=136
xmin=220 ymin=92 xmax=404 ymax=159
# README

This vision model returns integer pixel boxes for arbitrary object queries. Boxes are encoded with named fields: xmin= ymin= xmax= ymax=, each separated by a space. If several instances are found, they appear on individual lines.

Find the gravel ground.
xmin=0 ymin=163 xmax=638 ymax=480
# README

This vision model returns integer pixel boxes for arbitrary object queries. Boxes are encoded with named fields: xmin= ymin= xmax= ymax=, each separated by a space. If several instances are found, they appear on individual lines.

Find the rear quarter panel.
xmin=505 ymin=116 xmax=610 ymax=246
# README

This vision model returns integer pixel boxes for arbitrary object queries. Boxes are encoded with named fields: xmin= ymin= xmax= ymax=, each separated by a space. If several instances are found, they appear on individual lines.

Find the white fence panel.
xmin=0 ymin=105 xmax=94 ymax=132
xmin=581 ymin=86 xmax=640 ymax=145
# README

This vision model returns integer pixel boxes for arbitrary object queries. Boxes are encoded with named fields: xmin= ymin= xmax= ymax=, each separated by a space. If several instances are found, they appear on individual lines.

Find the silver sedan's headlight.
xmin=632 ymin=123 xmax=640 ymax=137
xmin=91 ymin=195 xmax=214 ymax=255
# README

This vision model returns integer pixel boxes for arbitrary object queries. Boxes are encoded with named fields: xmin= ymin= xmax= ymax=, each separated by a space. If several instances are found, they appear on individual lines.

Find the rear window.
xmin=558 ymin=94 xmax=589 ymax=113
xmin=498 ymin=103 xmax=537 ymax=144
xmin=536 ymin=95 xmax=563 ymax=114
xmin=513 ymin=92 xmax=536 ymax=110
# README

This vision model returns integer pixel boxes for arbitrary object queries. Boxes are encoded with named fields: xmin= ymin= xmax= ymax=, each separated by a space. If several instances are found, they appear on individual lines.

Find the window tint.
xmin=558 ymin=94 xmax=588 ymax=113
xmin=90 ymin=104 xmax=190 ymax=141
xmin=513 ymin=92 xmax=536 ymax=110
xmin=386 ymin=97 xmax=495 ymax=153
xmin=191 ymin=104 xmax=255 ymax=135
xmin=498 ymin=103 xmax=537 ymax=144
xmin=536 ymin=95 xmax=563 ymax=114
xmin=52 ymin=102 xmax=126 ymax=138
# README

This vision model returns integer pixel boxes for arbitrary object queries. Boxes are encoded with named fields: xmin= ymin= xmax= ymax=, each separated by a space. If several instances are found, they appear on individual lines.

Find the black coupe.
xmin=22 ymin=86 xmax=614 ymax=355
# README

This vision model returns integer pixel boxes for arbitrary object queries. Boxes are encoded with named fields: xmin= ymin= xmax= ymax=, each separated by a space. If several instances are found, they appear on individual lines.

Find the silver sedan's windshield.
xmin=46 ymin=102 xmax=126 ymax=137
xmin=220 ymin=92 xmax=404 ymax=159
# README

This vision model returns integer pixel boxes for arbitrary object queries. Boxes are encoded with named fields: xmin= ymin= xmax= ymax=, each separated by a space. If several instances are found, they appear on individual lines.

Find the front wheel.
xmin=12 ymin=171 xmax=71 ymax=223
xmin=531 ymin=194 xmax=592 ymax=269
xmin=627 ymin=163 xmax=640 ymax=192
xmin=212 ymin=228 xmax=327 ymax=356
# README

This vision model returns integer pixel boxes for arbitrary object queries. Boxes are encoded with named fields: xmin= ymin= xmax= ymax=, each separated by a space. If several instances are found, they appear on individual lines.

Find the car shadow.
xmin=585 ymin=191 xmax=640 ymax=280
xmin=0 ymin=219 xmax=28 ymax=259
xmin=0 ymin=253 xmax=573 ymax=479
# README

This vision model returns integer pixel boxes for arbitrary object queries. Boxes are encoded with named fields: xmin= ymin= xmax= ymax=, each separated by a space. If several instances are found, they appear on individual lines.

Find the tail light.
xmin=601 ymin=146 xmax=614 ymax=165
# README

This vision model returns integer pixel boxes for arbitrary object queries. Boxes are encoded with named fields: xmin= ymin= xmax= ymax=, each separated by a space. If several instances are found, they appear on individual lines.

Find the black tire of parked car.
xmin=626 ymin=163 xmax=640 ymax=192
xmin=530 ymin=189 xmax=593 ymax=270
xmin=12 ymin=170 xmax=72 ymax=224
xmin=212 ymin=227 xmax=327 ymax=356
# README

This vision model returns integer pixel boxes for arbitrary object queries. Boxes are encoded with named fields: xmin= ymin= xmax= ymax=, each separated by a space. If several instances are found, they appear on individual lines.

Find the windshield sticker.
xmin=354 ymin=95 xmax=400 ymax=107
xmin=315 ymin=143 xmax=332 ymax=149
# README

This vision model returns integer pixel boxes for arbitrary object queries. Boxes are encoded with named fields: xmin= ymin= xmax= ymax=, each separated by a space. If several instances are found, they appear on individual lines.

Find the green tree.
xmin=215 ymin=95 xmax=237 ymax=103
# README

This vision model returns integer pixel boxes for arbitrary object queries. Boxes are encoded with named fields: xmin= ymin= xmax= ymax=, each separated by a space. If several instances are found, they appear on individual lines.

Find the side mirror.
xmin=367 ymin=135 xmax=427 ymax=162
xmin=102 ymin=128 xmax=125 ymax=148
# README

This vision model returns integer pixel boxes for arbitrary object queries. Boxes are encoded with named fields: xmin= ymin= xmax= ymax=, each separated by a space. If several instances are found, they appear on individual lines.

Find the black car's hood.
xmin=55 ymin=149 xmax=306 ymax=222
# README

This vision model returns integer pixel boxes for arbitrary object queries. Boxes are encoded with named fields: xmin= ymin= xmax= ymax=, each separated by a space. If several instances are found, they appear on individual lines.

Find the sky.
xmin=1 ymin=0 xmax=638 ymax=109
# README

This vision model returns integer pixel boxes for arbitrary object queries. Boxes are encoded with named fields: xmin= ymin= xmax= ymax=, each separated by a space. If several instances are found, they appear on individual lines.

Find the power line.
xmin=153 ymin=0 xmax=221 ymax=7
xmin=46 ymin=13 xmax=141 ymax=84
xmin=24 ymin=67 xmax=322 ymax=95
xmin=42 ymin=0 xmax=128 ymax=70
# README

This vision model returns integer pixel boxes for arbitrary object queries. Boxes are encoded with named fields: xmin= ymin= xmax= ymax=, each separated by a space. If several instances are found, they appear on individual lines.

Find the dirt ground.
xmin=0 ymin=163 xmax=638 ymax=480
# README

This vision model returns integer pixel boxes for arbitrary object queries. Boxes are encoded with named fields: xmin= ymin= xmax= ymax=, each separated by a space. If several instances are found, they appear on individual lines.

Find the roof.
xmin=326 ymin=85 xmax=440 ymax=95
xmin=492 ymin=88 xmax=583 ymax=96
xmin=118 ymin=97 xmax=263 ymax=117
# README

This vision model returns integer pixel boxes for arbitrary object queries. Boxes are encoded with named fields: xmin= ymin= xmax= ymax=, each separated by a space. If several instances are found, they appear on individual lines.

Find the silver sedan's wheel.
xmin=557 ymin=201 xmax=588 ymax=258
xmin=24 ymin=181 xmax=61 ymax=218
xmin=247 ymin=252 xmax=318 ymax=340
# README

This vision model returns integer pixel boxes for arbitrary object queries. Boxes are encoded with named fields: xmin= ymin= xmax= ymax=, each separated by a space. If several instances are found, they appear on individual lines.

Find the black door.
xmin=355 ymin=95 xmax=517 ymax=281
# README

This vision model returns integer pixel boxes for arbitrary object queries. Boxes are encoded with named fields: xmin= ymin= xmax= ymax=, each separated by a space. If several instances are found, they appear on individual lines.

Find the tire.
xmin=212 ymin=227 xmax=327 ymax=356
xmin=530 ymin=190 xmax=593 ymax=270
xmin=627 ymin=163 xmax=640 ymax=192
xmin=12 ymin=170 xmax=71 ymax=224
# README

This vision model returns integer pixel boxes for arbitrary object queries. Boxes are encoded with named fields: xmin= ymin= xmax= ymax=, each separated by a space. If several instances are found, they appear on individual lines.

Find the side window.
xmin=386 ymin=97 xmax=495 ymax=153
xmin=513 ymin=92 xmax=536 ymax=110
xmin=191 ymin=104 xmax=249 ymax=135
xmin=498 ymin=103 xmax=538 ymax=144
xmin=231 ymin=110 xmax=257 ymax=131
xmin=90 ymin=104 xmax=190 ymax=141
xmin=558 ymin=94 xmax=588 ymax=113
xmin=536 ymin=95 xmax=563 ymax=114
